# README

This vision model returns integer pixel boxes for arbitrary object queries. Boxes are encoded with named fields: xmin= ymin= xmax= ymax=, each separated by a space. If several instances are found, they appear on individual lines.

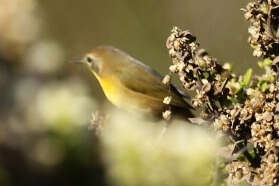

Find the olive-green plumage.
xmin=80 ymin=46 xmax=193 ymax=119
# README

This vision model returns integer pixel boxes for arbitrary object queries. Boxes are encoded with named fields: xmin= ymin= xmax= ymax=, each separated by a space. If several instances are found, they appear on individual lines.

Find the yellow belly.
xmin=97 ymin=75 xmax=164 ymax=113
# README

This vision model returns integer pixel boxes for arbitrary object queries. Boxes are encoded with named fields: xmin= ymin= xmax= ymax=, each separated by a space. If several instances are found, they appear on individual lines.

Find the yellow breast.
xmin=92 ymin=72 xmax=119 ymax=103
xmin=99 ymin=76 xmax=119 ymax=103
xmin=93 ymin=73 xmax=163 ymax=113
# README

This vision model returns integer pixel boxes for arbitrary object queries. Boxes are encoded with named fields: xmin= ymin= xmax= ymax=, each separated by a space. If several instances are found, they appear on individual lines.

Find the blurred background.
xmin=0 ymin=0 xmax=253 ymax=185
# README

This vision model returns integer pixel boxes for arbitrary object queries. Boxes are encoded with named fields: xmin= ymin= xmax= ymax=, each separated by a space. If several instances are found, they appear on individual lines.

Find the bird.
xmin=76 ymin=46 xmax=193 ymax=120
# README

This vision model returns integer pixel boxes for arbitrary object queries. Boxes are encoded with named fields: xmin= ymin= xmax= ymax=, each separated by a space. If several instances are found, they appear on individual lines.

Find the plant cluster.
xmin=164 ymin=0 xmax=279 ymax=185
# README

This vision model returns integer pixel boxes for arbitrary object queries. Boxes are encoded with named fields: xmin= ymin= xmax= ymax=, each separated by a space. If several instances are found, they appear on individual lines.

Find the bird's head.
xmin=76 ymin=46 xmax=129 ymax=79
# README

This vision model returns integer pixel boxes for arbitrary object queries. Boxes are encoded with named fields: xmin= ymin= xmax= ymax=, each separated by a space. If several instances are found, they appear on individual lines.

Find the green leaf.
xmin=258 ymin=58 xmax=273 ymax=69
xmin=266 ymin=74 xmax=275 ymax=83
xmin=260 ymin=82 xmax=269 ymax=92
xmin=258 ymin=61 xmax=264 ymax=68
xmin=263 ymin=58 xmax=273 ymax=67
xmin=241 ymin=68 xmax=253 ymax=88
xmin=203 ymin=72 xmax=209 ymax=79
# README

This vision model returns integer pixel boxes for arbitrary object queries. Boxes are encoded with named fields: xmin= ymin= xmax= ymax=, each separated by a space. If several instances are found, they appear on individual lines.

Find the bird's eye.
xmin=86 ymin=56 xmax=93 ymax=63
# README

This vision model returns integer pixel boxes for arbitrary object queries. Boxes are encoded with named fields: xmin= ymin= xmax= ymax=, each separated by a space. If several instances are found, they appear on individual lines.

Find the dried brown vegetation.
xmin=164 ymin=0 xmax=279 ymax=185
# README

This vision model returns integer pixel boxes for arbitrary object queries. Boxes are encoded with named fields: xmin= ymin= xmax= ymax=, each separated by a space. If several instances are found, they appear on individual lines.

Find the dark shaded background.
xmin=0 ymin=0 xmax=255 ymax=185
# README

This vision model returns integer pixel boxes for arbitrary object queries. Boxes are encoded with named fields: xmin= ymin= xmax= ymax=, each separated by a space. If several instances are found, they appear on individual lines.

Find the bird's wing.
xmin=118 ymin=61 xmax=192 ymax=108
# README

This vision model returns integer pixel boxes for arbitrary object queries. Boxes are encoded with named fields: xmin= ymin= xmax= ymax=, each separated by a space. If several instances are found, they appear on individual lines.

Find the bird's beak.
xmin=70 ymin=59 xmax=84 ymax=64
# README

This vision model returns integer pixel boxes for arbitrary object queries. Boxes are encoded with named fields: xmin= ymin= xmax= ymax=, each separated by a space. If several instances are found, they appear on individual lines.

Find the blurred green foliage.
xmin=102 ymin=110 xmax=218 ymax=186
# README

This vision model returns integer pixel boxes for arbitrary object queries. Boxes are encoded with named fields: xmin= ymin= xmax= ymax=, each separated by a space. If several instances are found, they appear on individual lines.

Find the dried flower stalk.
xmin=165 ymin=1 xmax=279 ymax=184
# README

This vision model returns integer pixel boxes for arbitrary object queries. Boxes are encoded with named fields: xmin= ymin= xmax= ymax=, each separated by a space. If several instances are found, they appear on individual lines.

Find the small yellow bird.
xmin=77 ymin=46 xmax=193 ymax=120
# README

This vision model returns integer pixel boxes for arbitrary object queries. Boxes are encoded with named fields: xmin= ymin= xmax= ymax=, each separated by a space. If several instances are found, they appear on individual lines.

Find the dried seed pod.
xmin=263 ymin=112 xmax=273 ymax=122
xmin=163 ymin=96 xmax=172 ymax=105
xmin=162 ymin=74 xmax=171 ymax=85
xmin=169 ymin=65 xmax=178 ymax=73
xmin=202 ymin=82 xmax=211 ymax=93
xmin=162 ymin=109 xmax=172 ymax=120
